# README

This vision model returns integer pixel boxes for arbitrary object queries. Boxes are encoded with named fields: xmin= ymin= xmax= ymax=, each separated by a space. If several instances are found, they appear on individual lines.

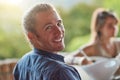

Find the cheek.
xmin=100 ymin=28 xmax=108 ymax=36
xmin=99 ymin=28 xmax=104 ymax=34
xmin=115 ymin=26 xmax=118 ymax=32
xmin=44 ymin=34 xmax=52 ymax=43
xmin=114 ymin=27 xmax=118 ymax=35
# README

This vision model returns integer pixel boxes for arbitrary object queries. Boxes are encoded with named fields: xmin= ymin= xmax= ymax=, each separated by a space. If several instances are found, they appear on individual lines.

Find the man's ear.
xmin=27 ymin=32 xmax=39 ymax=47
xmin=27 ymin=32 xmax=36 ymax=41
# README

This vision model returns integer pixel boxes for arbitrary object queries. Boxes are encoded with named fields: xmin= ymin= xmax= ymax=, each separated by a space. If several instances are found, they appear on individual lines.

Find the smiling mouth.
xmin=54 ymin=35 xmax=64 ymax=42
xmin=54 ymin=38 xmax=62 ymax=42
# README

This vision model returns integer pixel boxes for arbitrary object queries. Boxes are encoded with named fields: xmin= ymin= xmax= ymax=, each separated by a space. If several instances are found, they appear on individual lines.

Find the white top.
xmin=79 ymin=38 xmax=120 ymax=61
xmin=98 ymin=38 xmax=120 ymax=58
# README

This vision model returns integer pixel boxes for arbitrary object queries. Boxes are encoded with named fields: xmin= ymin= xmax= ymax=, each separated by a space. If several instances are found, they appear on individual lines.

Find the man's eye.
xmin=57 ymin=22 xmax=61 ymax=26
xmin=57 ymin=22 xmax=63 ymax=27
xmin=45 ymin=25 xmax=53 ymax=30
xmin=47 ymin=26 xmax=52 ymax=29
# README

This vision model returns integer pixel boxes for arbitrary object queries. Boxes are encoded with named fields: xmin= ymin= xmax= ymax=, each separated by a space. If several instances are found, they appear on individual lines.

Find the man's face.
xmin=33 ymin=10 xmax=65 ymax=53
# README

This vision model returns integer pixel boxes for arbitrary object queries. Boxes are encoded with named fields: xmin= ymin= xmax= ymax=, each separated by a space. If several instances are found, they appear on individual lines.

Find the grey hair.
xmin=22 ymin=3 xmax=56 ymax=34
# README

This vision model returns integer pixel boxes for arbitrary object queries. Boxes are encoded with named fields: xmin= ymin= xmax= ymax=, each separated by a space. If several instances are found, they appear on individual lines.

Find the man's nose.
xmin=54 ymin=25 xmax=63 ymax=35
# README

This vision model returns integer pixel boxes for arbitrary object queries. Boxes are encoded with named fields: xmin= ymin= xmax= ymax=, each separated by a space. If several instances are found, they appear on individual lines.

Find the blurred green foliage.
xmin=0 ymin=1 xmax=120 ymax=59
xmin=59 ymin=3 xmax=97 ymax=51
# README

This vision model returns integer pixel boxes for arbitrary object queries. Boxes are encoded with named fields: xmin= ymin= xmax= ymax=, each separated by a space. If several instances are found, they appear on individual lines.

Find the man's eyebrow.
xmin=43 ymin=23 xmax=52 ymax=29
xmin=43 ymin=19 xmax=63 ymax=27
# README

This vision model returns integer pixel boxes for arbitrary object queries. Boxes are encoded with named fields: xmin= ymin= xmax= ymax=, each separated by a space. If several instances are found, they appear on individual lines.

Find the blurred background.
xmin=0 ymin=0 xmax=120 ymax=59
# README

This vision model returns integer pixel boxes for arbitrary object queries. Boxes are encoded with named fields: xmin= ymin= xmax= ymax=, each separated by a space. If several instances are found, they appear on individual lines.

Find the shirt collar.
xmin=33 ymin=48 xmax=64 ymax=62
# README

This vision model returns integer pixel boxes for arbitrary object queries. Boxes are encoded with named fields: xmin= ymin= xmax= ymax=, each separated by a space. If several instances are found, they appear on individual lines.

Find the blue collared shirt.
xmin=13 ymin=48 xmax=81 ymax=80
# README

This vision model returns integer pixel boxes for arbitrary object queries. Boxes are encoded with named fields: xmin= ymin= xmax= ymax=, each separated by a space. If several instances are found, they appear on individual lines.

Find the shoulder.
xmin=43 ymin=59 xmax=69 ymax=71
xmin=81 ymin=43 xmax=97 ymax=56
xmin=45 ymin=63 xmax=81 ymax=80
xmin=43 ymin=57 xmax=77 ymax=73
xmin=112 ymin=38 xmax=120 ymax=48
xmin=113 ymin=38 xmax=120 ymax=43
xmin=83 ymin=43 xmax=95 ymax=51
xmin=17 ymin=50 xmax=41 ymax=63
xmin=73 ymin=43 xmax=97 ymax=56
xmin=16 ymin=51 xmax=33 ymax=63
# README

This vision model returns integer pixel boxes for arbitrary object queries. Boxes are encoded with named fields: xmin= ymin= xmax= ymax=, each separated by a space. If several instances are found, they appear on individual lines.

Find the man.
xmin=13 ymin=3 xmax=81 ymax=80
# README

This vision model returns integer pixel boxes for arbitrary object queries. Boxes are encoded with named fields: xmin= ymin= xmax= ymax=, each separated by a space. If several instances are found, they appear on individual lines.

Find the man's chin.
xmin=57 ymin=46 xmax=65 ymax=51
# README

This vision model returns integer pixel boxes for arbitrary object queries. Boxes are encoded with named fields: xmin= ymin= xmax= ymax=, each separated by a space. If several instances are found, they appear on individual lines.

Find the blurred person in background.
xmin=65 ymin=8 xmax=120 ymax=65
xmin=75 ymin=8 xmax=120 ymax=59
xmin=13 ymin=3 xmax=81 ymax=80
xmin=65 ymin=8 xmax=120 ymax=79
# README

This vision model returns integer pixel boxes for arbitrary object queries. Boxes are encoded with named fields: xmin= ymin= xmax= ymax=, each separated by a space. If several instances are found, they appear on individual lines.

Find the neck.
xmin=99 ymin=36 xmax=112 ymax=44
xmin=98 ymin=37 xmax=115 ymax=51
